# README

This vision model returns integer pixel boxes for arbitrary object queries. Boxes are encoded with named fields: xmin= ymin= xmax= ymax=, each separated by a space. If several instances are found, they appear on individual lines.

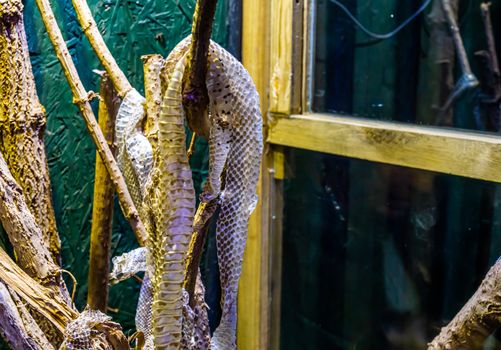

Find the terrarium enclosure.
xmin=0 ymin=0 xmax=500 ymax=349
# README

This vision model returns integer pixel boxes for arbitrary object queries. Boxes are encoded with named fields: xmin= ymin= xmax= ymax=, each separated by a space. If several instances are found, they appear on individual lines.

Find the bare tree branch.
xmin=87 ymin=73 xmax=119 ymax=312
xmin=183 ymin=0 xmax=219 ymax=139
xmin=70 ymin=0 xmax=132 ymax=96
xmin=34 ymin=0 xmax=148 ymax=246
xmin=428 ymin=258 xmax=501 ymax=349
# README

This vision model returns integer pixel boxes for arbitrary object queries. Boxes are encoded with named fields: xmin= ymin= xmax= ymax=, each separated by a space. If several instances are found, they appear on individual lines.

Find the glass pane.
xmin=313 ymin=0 xmax=501 ymax=131
xmin=280 ymin=148 xmax=501 ymax=349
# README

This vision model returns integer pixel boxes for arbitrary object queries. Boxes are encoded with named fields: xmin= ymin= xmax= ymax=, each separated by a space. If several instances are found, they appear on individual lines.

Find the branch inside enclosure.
xmin=428 ymin=258 xmax=501 ymax=349
xmin=184 ymin=200 xmax=218 ymax=307
xmin=71 ymin=0 xmax=132 ymax=96
xmin=87 ymin=74 xmax=119 ymax=312
xmin=0 ymin=282 xmax=54 ymax=350
xmin=0 ymin=150 xmax=71 ymax=303
xmin=0 ymin=0 xmax=61 ymax=265
xmin=34 ymin=0 xmax=148 ymax=246
xmin=183 ymin=0 xmax=219 ymax=139
xmin=0 ymin=248 xmax=129 ymax=349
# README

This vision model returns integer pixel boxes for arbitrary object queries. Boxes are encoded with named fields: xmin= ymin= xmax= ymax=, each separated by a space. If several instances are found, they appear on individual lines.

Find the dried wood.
xmin=181 ymin=0 xmax=219 ymax=306
xmin=71 ymin=0 xmax=132 ymax=96
xmin=0 ymin=282 xmax=54 ymax=350
xmin=0 ymin=0 xmax=61 ymax=264
xmin=184 ymin=200 xmax=218 ymax=307
xmin=0 ymin=248 xmax=129 ymax=349
xmin=0 ymin=150 xmax=70 ymax=302
xmin=183 ymin=0 xmax=219 ymax=138
xmin=87 ymin=74 xmax=118 ymax=312
xmin=34 ymin=0 xmax=148 ymax=246
xmin=428 ymin=258 xmax=501 ymax=349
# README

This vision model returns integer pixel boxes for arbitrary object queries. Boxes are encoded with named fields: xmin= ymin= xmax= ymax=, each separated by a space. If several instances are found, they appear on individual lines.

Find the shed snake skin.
xmin=111 ymin=36 xmax=262 ymax=350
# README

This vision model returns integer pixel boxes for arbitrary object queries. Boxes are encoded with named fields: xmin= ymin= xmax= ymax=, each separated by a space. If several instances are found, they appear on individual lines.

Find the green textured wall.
xmin=17 ymin=0 xmax=229 ymax=337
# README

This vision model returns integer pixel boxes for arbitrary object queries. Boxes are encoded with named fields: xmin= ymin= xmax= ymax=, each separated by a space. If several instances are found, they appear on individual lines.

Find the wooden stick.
xmin=187 ymin=132 xmax=197 ymax=159
xmin=183 ymin=0 xmax=219 ymax=139
xmin=184 ymin=200 xmax=218 ymax=307
xmin=87 ymin=74 xmax=118 ymax=311
xmin=70 ymin=0 xmax=132 ymax=96
xmin=181 ymin=0 xmax=219 ymax=306
xmin=34 ymin=0 xmax=147 ymax=246
xmin=428 ymin=258 xmax=501 ymax=349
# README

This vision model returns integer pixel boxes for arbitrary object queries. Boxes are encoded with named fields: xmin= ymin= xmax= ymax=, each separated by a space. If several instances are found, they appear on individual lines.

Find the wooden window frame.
xmin=238 ymin=0 xmax=501 ymax=349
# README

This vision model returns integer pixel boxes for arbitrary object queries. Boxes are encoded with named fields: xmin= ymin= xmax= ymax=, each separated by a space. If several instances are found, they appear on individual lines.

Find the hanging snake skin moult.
xmin=205 ymin=40 xmax=263 ymax=350
xmin=112 ymin=35 xmax=262 ymax=350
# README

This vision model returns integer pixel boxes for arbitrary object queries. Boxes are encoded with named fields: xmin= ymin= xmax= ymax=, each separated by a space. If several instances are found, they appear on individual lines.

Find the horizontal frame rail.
xmin=268 ymin=113 xmax=501 ymax=183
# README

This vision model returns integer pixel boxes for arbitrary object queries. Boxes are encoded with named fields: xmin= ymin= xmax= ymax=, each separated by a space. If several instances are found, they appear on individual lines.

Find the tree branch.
xmin=0 ymin=248 xmax=128 ymax=349
xmin=0 ymin=150 xmax=70 ymax=302
xmin=428 ymin=258 xmax=501 ymax=349
xmin=183 ymin=0 xmax=219 ymax=139
xmin=70 ymin=0 xmax=132 ymax=96
xmin=0 ymin=0 xmax=61 ymax=264
xmin=0 ymin=282 xmax=54 ymax=350
xmin=34 ymin=0 xmax=147 ymax=246
xmin=87 ymin=73 xmax=118 ymax=311
xmin=184 ymin=200 xmax=218 ymax=307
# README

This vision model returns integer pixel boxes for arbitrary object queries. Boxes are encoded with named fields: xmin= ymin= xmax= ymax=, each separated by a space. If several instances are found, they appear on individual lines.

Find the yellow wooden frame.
xmin=239 ymin=0 xmax=501 ymax=348
xmin=268 ymin=113 xmax=501 ymax=183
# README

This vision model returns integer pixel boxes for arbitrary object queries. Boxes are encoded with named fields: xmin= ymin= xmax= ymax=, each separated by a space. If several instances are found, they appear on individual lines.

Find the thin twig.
xmin=60 ymin=269 xmax=78 ymax=305
xmin=187 ymin=132 xmax=197 ymax=159
xmin=182 ymin=0 xmax=219 ymax=139
xmin=34 ymin=0 xmax=148 ymax=246
xmin=71 ymin=0 xmax=132 ymax=96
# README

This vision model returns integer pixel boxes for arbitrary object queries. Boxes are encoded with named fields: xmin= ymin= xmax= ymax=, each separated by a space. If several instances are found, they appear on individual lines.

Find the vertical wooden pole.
xmin=238 ymin=0 xmax=271 ymax=349
xmin=87 ymin=74 xmax=118 ymax=312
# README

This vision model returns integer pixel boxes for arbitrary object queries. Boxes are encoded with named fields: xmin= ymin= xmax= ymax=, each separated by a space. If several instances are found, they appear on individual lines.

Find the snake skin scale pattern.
xmin=112 ymin=36 xmax=262 ymax=350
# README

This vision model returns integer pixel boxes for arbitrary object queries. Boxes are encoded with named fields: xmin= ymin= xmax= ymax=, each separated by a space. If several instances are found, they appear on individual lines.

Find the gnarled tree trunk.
xmin=0 ymin=0 xmax=61 ymax=264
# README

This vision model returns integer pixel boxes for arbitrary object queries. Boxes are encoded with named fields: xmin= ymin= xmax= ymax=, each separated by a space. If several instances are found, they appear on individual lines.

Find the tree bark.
xmin=428 ymin=258 xmax=501 ymax=349
xmin=0 ymin=150 xmax=70 ymax=300
xmin=87 ymin=74 xmax=118 ymax=312
xmin=0 ymin=248 xmax=129 ymax=349
xmin=0 ymin=0 xmax=61 ymax=264
xmin=184 ymin=200 xmax=218 ymax=307
xmin=0 ymin=282 xmax=54 ymax=350
xmin=182 ymin=0 xmax=219 ymax=139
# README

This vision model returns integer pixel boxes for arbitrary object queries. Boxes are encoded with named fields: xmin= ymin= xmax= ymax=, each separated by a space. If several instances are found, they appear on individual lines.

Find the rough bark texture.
xmin=0 ymin=282 xmax=54 ymax=350
xmin=0 ymin=248 xmax=76 ymax=333
xmin=428 ymin=258 xmax=501 ymax=349
xmin=0 ymin=0 xmax=61 ymax=264
xmin=0 ymin=248 xmax=129 ymax=349
xmin=87 ymin=74 xmax=118 ymax=312
xmin=184 ymin=200 xmax=218 ymax=307
xmin=0 ymin=150 xmax=69 ymax=298
xmin=182 ymin=0 xmax=218 ymax=139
